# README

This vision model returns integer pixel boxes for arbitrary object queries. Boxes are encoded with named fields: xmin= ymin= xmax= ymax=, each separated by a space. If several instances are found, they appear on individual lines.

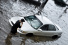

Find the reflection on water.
xmin=5 ymin=33 xmax=58 ymax=45
xmin=5 ymin=34 xmax=12 ymax=45
xmin=20 ymin=35 xmax=55 ymax=42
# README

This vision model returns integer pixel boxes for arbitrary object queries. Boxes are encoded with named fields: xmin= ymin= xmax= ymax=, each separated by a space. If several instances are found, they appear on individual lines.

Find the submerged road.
xmin=0 ymin=0 xmax=68 ymax=45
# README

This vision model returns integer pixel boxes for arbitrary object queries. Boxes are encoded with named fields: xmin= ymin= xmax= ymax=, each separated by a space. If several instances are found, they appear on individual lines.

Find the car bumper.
xmin=17 ymin=29 xmax=27 ymax=34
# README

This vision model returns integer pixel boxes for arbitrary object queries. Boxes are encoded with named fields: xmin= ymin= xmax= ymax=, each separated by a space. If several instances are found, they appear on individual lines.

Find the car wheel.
xmin=26 ymin=33 xmax=33 ymax=37
xmin=52 ymin=35 xmax=58 ymax=39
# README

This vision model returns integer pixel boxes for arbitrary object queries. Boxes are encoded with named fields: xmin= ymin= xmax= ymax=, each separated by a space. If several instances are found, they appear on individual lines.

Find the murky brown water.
xmin=0 ymin=0 xmax=68 ymax=45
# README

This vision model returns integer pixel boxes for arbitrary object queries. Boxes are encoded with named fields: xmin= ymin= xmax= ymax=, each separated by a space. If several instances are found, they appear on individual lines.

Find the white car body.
xmin=9 ymin=15 xmax=62 ymax=37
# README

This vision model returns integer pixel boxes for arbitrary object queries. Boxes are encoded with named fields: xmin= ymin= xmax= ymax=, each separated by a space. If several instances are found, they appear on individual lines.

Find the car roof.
xmin=35 ymin=15 xmax=54 ymax=25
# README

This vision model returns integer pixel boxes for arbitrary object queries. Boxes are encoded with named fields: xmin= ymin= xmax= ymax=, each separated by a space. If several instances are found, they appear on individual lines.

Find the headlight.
xmin=17 ymin=28 xmax=27 ymax=33
xmin=22 ymin=31 xmax=27 ymax=33
xmin=19 ymin=30 xmax=23 ymax=32
xmin=17 ymin=28 xmax=23 ymax=32
xmin=19 ymin=30 xmax=26 ymax=33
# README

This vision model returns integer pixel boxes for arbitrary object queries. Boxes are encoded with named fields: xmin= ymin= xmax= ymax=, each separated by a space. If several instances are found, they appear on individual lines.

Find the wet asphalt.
xmin=0 ymin=0 xmax=68 ymax=45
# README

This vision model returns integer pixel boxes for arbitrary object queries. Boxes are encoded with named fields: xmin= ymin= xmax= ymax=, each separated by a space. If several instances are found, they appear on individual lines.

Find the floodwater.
xmin=0 ymin=0 xmax=68 ymax=45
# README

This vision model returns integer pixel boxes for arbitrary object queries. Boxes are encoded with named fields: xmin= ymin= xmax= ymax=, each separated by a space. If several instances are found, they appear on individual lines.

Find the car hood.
xmin=21 ymin=21 xmax=35 ymax=31
xmin=10 ymin=16 xmax=35 ymax=31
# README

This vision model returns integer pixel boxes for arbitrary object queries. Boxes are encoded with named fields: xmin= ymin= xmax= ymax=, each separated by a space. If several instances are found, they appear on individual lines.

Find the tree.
xmin=37 ymin=0 xmax=48 ymax=15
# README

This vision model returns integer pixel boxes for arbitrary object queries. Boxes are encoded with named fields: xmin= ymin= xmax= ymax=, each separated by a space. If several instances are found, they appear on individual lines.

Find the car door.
xmin=33 ymin=29 xmax=43 ymax=36
xmin=40 ymin=24 xmax=57 ymax=36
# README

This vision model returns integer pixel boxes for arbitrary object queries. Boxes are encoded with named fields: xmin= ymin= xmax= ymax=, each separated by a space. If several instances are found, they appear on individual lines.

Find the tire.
xmin=52 ymin=35 xmax=58 ymax=39
xmin=26 ymin=33 xmax=33 ymax=37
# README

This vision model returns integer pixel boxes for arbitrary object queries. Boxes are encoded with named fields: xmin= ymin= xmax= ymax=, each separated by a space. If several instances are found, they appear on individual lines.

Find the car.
xmin=21 ymin=0 xmax=41 ymax=6
xmin=9 ymin=15 xmax=62 ymax=38
xmin=21 ymin=0 xmax=48 ymax=6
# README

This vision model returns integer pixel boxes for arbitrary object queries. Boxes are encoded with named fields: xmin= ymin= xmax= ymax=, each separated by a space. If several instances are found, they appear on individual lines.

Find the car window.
xmin=24 ymin=15 xmax=43 ymax=29
xmin=40 ymin=24 xmax=56 ymax=31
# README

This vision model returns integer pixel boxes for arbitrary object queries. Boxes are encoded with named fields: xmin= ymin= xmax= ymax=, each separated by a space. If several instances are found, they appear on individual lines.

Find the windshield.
xmin=24 ymin=15 xmax=43 ymax=29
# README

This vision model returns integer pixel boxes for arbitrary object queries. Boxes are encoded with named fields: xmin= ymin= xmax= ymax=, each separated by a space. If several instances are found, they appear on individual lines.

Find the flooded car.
xmin=9 ymin=15 xmax=62 ymax=38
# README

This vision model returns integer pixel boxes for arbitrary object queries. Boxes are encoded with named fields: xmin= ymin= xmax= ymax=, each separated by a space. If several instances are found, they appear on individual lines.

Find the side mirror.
xmin=38 ymin=29 xmax=42 ymax=31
